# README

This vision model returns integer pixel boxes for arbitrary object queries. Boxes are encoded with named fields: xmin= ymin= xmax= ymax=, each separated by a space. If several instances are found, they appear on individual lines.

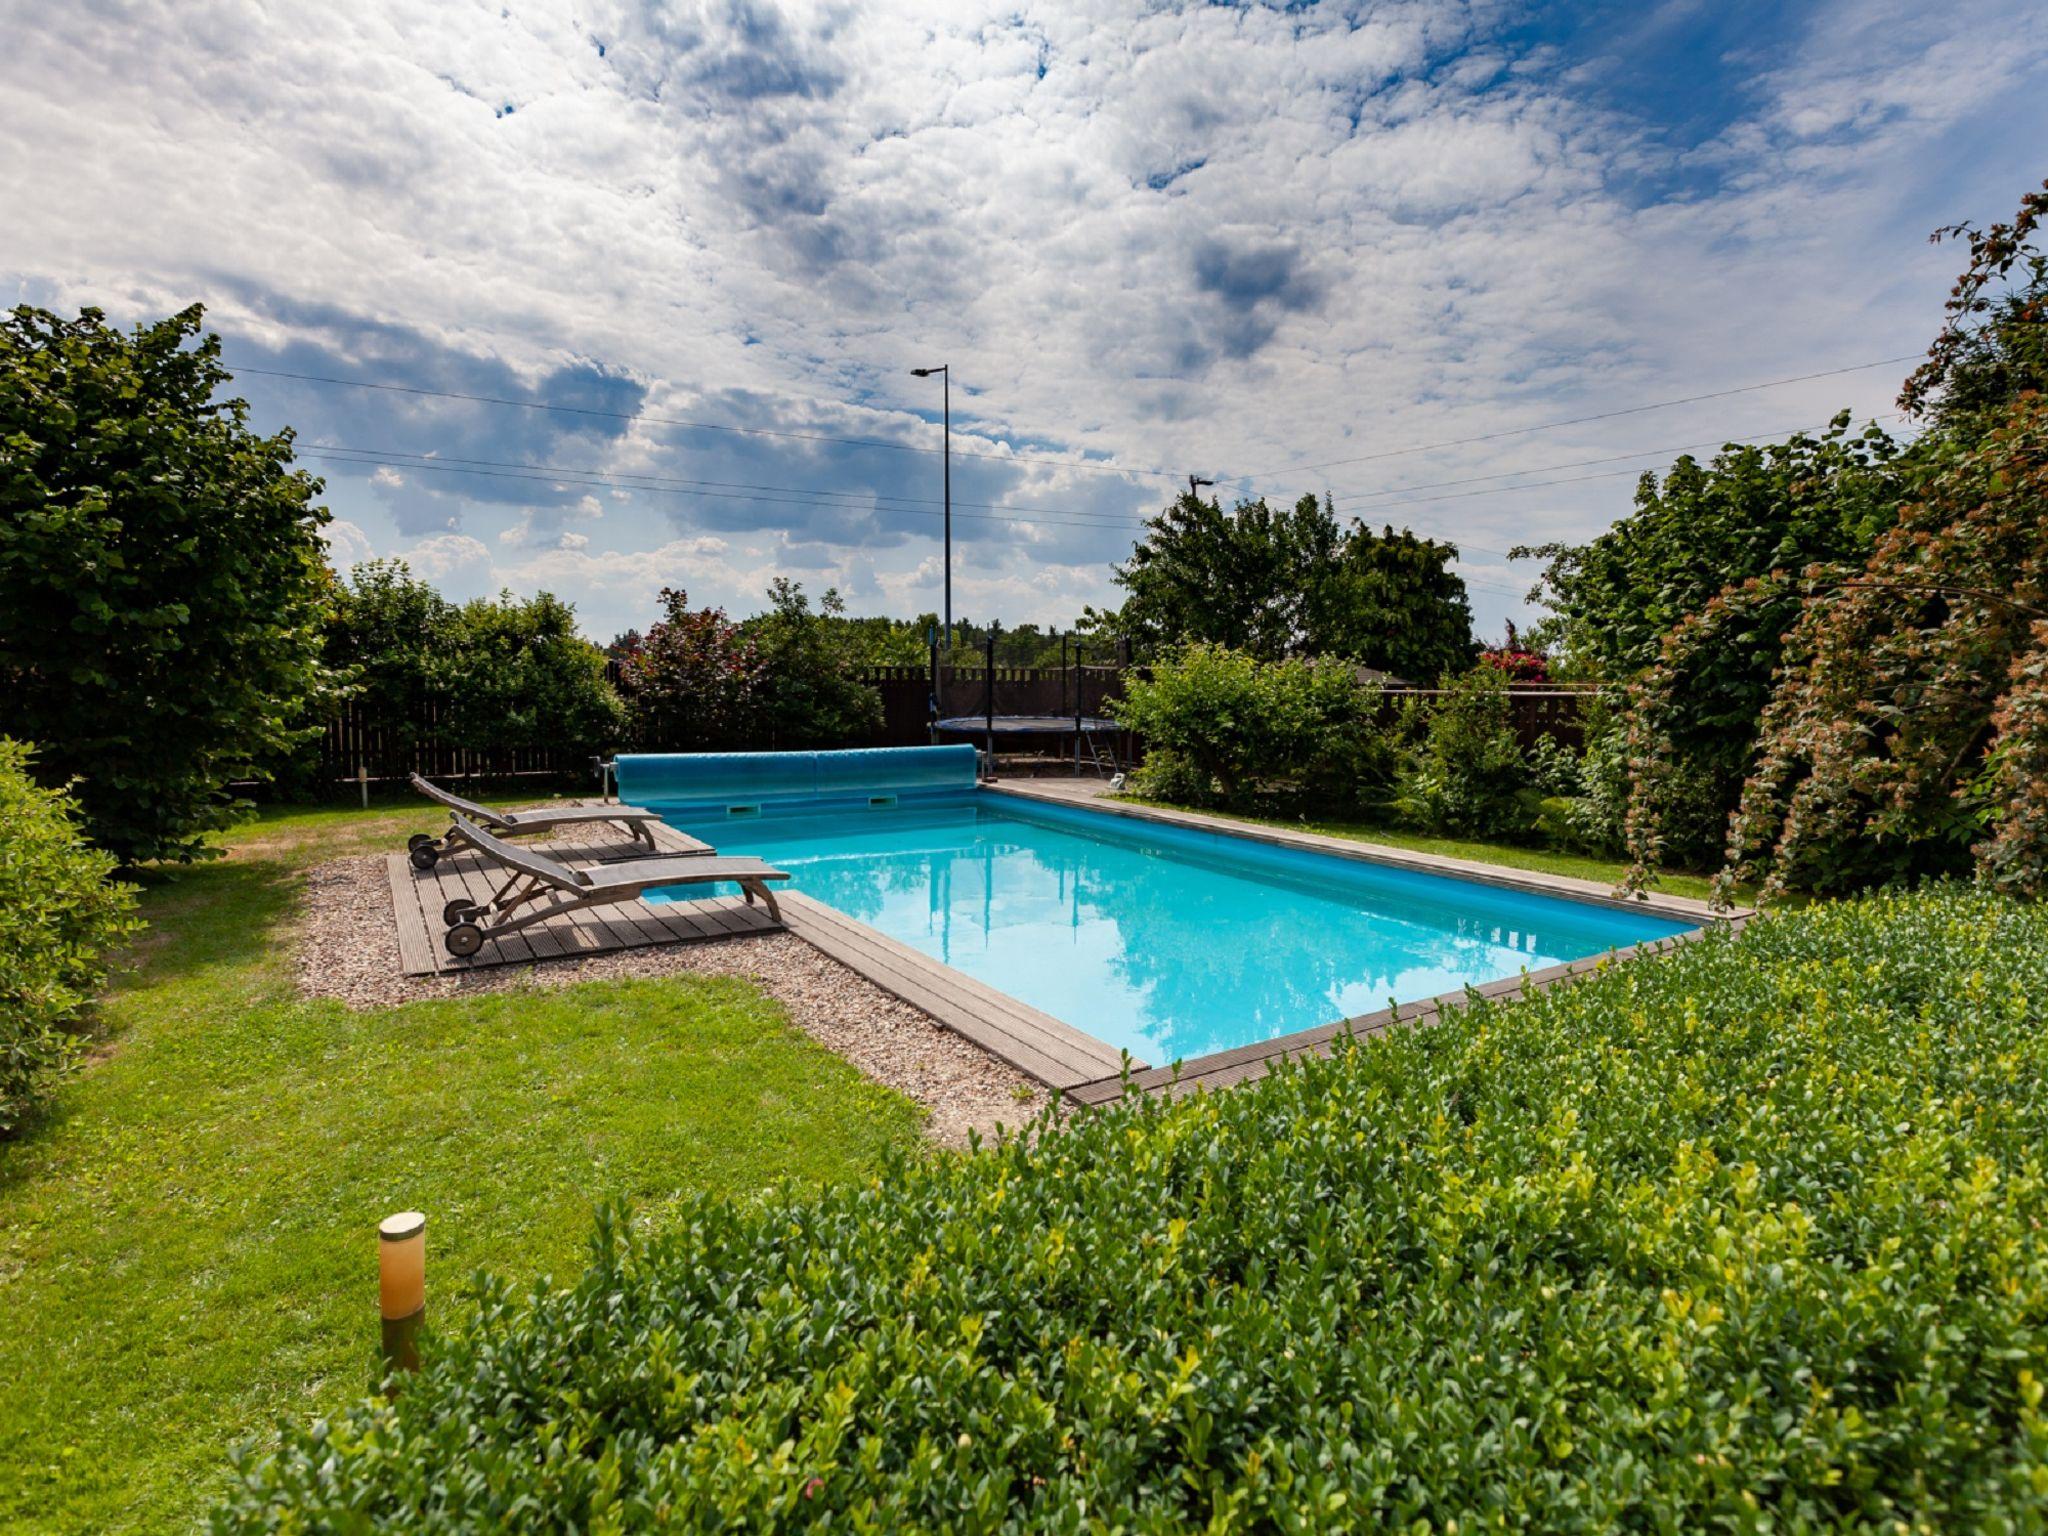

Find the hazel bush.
xmin=0 ymin=739 xmax=141 ymax=1132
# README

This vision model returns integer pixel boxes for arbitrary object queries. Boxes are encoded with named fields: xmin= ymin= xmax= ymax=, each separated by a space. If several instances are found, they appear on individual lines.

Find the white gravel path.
xmin=293 ymin=853 xmax=1051 ymax=1148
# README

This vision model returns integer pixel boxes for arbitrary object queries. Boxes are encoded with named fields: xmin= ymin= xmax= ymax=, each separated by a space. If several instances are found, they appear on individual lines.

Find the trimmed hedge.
xmin=0 ymin=738 xmax=141 ymax=1132
xmin=217 ymin=887 xmax=2048 ymax=1531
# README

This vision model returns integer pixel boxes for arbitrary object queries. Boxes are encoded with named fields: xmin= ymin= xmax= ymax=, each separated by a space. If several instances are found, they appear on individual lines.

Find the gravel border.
xmin=293 ymin=853 xmax=1050 ymax=1149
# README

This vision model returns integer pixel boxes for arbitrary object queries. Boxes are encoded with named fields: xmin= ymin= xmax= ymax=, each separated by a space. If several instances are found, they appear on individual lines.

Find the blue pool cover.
xmin=615 ymin=745 xmax=978 ymax=818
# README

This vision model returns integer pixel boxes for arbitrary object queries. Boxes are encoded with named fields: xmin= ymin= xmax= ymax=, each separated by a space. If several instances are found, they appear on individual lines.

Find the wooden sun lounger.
xmin=437 ymin=814 xmax=787 ymax=958
xmin=405 ymin=773 xmax=708 ymax=869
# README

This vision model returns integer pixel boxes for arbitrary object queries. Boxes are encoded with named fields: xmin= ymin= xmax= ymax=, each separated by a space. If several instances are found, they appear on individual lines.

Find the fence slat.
xmin=306 ymin=667 xmax=1586 ymax=782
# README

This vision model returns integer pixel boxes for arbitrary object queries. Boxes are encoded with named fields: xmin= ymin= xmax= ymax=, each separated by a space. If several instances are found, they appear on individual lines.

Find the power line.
xmin=311 ymin=443 xmax=1156 ymax=526
xmin=1246 ymin=354 xmax=1920 ymax=482
xmin=297 ymin=451 xmax=1154 ymax=534
xmin=231 ymin=362 xmax=1186 ymax=483
xmin=1328 ymin=413 xmax=1904 ymax=504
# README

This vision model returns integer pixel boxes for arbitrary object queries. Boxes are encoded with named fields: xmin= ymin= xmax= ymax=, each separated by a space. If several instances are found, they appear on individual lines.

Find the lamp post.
xmin=912 ymin=364 xmax=951 ymax=647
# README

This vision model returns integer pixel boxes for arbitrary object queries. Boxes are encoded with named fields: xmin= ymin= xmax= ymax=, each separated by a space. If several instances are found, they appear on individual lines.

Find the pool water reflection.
xmin=651 ymin=796 xmax=1691 ymax=1066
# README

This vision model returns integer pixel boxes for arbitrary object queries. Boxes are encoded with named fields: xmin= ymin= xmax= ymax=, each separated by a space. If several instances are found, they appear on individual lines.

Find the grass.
xmin=1112 ymin=793 xmax=1738 ymax=904
xmin=0 ymin=794 xmax=929 ymax=1535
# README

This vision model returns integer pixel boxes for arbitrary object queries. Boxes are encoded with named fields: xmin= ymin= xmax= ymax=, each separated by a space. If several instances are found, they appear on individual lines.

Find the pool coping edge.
xmin=984 ymin=781 xmax=1738 ymax=926
xmin=764 ymin=780 xmax=1744 ymax=1106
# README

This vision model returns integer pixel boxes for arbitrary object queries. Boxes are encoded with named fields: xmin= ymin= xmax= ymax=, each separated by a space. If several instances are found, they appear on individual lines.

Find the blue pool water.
xmin=650 ymin=794 xmax=1691 ymax=1067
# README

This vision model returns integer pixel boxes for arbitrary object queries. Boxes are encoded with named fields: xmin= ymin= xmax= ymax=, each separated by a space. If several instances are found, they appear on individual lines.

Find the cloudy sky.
xmin=5 ymin=0 xmax=2045 ymax=644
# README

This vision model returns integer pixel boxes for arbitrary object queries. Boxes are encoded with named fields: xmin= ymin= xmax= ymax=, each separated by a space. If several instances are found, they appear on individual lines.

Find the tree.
xmin=0 ymin=306 xmax=334 ymax=862
xmin=1624 ymin=396 xmax=2048 ymax=900
xmin=325 ymin=561 xmax=454 ymax=758
xmin=1899 ymin=176 xmax=2048 ymax=437
xmin=1618 ymin=177 xmax=2048 ymax=898
xmin=323 ymin=563 xmax=621 ymax=769
xmin=738 ymin=580 xmax=885 ymax=749
xmin=1519 ymin=417 xmax=1905 ymax=865
xmin=439 ymin=590 xmax=623 ymax=759
xmin=1308 ymin=523 xmax=1476 ymax=682
xmin=615 ymin=589 xmax=764 ymax=752
xmin=1093 ymin=490 xmax=1471 ymax=675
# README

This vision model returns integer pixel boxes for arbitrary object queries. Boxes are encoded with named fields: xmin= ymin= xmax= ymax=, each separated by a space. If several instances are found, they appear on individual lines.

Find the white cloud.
xmin=3 ymin=0 xmax=2044 ymax=643
xmin=320 ymin=516 xmax=376 ymax=569
xmin=404 ymin=532 xmax=492 ymax=581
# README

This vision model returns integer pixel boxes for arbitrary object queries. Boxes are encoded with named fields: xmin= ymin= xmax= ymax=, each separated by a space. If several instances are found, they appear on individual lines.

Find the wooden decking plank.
xmin=781 ymin=904 xmax=1077 ymax=1079
xmin=442 ymin=857 xmax=553 ymax=965
xmin=784 ymin=896 xmax=1124 ymax=1069
xmin=691 ymin=892 xmax=773 ymax=936
xmin=779 ymin=892 xmax=1123 ymax=1088
xmin=386 ymin=855 xmax=441 ymax=977
xmin=639 ymin=898 xmax=725 ymax=942
xmin=582 ymin=898 xmax=670 ymax=949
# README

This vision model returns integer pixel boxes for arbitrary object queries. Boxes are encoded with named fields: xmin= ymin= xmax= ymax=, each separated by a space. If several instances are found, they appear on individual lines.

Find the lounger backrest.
xmin=410 ymin=773 xmax=495 ymax=823
xmin=445 ymin=815 xmax=589 ymax=888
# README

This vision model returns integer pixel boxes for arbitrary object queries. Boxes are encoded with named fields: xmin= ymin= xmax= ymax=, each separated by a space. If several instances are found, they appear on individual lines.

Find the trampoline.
xmin=929 ymin=629 xmax=1130 ymax=779
xmin=934 ymin=714 xmax=1125 ymax=778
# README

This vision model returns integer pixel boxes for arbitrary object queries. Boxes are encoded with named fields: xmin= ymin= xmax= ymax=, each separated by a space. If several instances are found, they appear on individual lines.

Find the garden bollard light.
xmin=379 ymin=1211 xmax=425 ymax=1375
xmin=358 ymin=762 xmax=369 ymax=809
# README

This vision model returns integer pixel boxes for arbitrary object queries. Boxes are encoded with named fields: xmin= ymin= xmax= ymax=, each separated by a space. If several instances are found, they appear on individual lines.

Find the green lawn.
xmin=1113 ymin=793 xmax=1738 ymax=904
xmin=0 ymin=796 xmax=928 ymax=1535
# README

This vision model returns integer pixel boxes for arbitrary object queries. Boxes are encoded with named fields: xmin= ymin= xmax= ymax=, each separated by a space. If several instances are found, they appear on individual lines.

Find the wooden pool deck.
xmin=386 ymin=820 xmax=780 ymax=977
xmin=380 ymin=806 xmax=1127 ymax=1090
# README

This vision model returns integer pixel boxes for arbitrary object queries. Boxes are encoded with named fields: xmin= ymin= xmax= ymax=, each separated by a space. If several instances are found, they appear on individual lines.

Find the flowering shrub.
xmin=1477 ymin=646 xmax=1549 ymax=683
xmin=217 ymin=886 xmax=2048 ymax=1530
xmin=1708 ymin=397 xmax=2048 ymax=900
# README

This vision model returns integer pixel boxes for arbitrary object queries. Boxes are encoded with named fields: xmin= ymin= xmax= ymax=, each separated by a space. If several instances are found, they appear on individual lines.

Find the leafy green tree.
xmin=1092 ymin=490 xmax=1470 ymax=676
xmin=325 ymin=561 xmax=454 ymax=757
xmin=739 ymin=580 xmax=885 ymax=748
xmin=322 ymin=563 xmax=621 ymax=769
xmin=1518 ymin=417 xmax=1903 ymax=682
xmin=1518 ymin=418 xmax=1905 ymax=865
xmin=1307 ymin=523 xmax=1476 ymax=682
xmin=0 ymin=306 xmax=334 ymax=862
xmin=440 ymin=590 xmax=623 ymax=759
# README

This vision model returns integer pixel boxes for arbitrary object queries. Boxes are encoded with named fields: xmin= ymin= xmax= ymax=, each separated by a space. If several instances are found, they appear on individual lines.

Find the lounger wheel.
xmin=443 ymin=898 xmax=483 ymax=926
xmin=407 ymin=833 xmax=433 ymax=851
xmin=409 ymin=841 xmax=440 ymax=871
xmin=444 ymin=922 xmax=485 ymax=959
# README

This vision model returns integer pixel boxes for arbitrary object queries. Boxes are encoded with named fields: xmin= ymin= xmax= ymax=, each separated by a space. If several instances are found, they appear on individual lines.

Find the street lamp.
xmin=911 ymin=364 xmax=951 ymax=647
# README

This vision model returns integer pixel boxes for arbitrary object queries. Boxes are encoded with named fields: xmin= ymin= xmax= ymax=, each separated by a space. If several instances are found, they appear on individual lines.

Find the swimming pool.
xmin=648 ymin=791 xmax=1692 ymax=1066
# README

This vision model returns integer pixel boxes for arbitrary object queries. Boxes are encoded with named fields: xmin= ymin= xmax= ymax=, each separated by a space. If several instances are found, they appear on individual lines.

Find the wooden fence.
xmin=305 ymin=666 xmax=1593 ymax=783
